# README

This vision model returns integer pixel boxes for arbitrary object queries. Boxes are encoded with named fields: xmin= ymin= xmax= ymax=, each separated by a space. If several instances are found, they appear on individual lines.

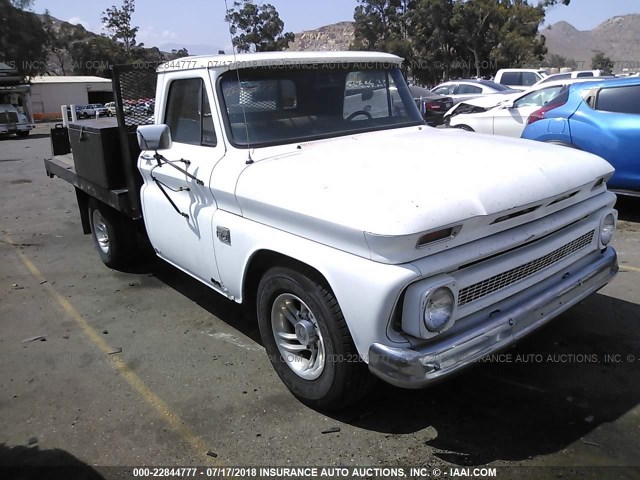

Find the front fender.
xmin=211 ymin=210 xmax=420 ymax=359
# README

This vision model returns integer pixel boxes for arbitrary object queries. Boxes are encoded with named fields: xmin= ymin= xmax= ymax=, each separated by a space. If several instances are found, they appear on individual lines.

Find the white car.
xmin=447 ymin=78 xmax=611 ymax=137
xmin=104 ymin=102 xmax=117 ymax=116
xmin=533 ymin=70 xmax=607 ymax=87
xmin=494 ymin=68 xmax=548 ymax=91
xmin=431 ymin=79 xmax=518 ymax=104
xmin=80 ymin=104 xmax=109 ymax=118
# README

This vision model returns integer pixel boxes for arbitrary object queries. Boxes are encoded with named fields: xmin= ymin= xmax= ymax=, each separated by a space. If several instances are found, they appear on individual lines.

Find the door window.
xmin=165 ymin=78 xmax=217 ymax=146
xmin=521 ymin=72 xmax=539 ymax=87
xmin=456 ymin=84 xmax=482 ymax=94
xmin=433 ymin=85 xmax=455 ymax=95
xmin=596 ymin=85 xmax=640 ymax=115
xmin=500 ymin=72 xmax=521 ymax=86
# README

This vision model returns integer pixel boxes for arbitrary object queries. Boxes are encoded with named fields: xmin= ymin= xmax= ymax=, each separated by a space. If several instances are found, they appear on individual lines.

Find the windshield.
xmin=218 ymin=65 xmax=424 ymax=147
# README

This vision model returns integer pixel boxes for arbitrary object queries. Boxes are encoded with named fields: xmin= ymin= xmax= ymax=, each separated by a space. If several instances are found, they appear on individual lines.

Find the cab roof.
xmin=157 ymin=51 xmax=403 ymax=73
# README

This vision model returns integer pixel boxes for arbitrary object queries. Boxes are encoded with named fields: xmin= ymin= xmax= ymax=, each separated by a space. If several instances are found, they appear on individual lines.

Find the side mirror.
xmin=501 ymin=100 xmax=515 ymax=109
xmin=137 ymin=124 xmax=172 ymax=151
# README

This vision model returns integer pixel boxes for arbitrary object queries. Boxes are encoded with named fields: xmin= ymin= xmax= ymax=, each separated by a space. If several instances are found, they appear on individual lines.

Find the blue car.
xmin=522 ymin=77 xmax=640 ymax=195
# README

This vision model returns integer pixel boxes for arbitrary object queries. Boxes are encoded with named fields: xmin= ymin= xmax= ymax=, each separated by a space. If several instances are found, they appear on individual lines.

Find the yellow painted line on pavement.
xmin=4 ymin=232 xmax=220 ymax=464
xmin=620 ymin=264 xmax=640 ymax=273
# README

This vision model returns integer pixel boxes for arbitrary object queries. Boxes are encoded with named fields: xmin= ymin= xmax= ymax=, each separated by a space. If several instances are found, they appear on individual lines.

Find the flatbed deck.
xmin=44 ymin=155 xmax=134 ymax=214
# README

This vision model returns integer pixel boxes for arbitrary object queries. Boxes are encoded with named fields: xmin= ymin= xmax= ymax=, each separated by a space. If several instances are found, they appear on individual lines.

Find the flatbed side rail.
xmin=44 ymin=157 xmax=132 ymax=213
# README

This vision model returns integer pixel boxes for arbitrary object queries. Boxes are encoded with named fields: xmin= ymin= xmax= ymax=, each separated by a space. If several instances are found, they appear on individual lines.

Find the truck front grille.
xmin=458 ymin=230 xmax=595 ymax=306
xmin=0 ymin=111 xmax=19 ymax=124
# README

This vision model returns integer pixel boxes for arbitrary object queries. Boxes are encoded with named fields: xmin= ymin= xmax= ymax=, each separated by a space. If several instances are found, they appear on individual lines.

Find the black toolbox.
xmin=68 ymin=119 xmax=125 ymax=190
xmin=50 ymin=124 xmax=71 ymax=156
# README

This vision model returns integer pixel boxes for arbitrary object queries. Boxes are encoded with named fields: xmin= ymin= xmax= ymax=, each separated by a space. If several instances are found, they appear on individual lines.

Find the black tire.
xmin=456 ymin=124 xmax=474 ymax=132
xmin=16 ymin=131 xmax=29 ymax=137
xmin=88 ymin=199 xmax=137 ymax=269
xmin=256 ymin=266 xmax=375 ymax=410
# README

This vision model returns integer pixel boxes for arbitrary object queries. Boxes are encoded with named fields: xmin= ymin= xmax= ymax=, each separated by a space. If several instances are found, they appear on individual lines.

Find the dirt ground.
xmin=1 ymin=124 xmax=639 ymax=479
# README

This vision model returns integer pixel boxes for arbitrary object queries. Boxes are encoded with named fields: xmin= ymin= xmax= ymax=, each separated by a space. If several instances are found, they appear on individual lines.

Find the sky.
xmin=30 ymin=0 xmax=640 ymax=55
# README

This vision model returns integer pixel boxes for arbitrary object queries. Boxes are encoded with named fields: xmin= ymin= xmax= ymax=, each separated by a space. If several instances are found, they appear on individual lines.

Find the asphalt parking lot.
xmin=1 ymin=124 xmax=640 ymax=478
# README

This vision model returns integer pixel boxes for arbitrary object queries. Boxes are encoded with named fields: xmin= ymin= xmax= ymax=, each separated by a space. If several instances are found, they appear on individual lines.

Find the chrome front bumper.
xmin=368 ymin=247 xmax=618 ymax=388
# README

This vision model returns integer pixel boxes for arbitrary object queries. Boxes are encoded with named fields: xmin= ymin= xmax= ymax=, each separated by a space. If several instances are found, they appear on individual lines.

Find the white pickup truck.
xmin=45 ymin=52 xmax=618 ymax=409
xmin=0 ymin=84 xmax=35 ymax=137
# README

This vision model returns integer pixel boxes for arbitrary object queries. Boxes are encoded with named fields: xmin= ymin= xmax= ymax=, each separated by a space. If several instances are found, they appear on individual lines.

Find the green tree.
xmin=42 ymin=12 xmax=88 ymax=75
xmin=541 ymin=0 xmax=570 ymax=6
xmin=130 ymin=45 xmax=165 ymax=65
xmin=352 ymin=0 xmax=570 ymax=83
xmin=0 ymin=0 xmax=48 ymax=79
xmin=591 ymin=51 xmax=614 ymax=74
xmin=69 ymin=36 xmax=126 ymax=77
xmin=225 ymin=1 xmax=295 ymax=52
xmin=169 ymin=48 xmax=190 ymax=60
xmin=9 ymin=0 xmax=34 ymax=8
xmin=352 ymin=1 xmax=414 ymax=51
xmin=101 ymin=0 xmax=139 ymax=56
xmin=490 ymin=0 xmax=548 ymax=71
xmin=450 ymin=0 xmax=504 ymax=77
xmin=410 ymin=0 xmax=455 ymax=84
xmin=351 ymin=1 xmax=415 ymax=77
xmin=543 ymin=53 xmax=577 ymax=70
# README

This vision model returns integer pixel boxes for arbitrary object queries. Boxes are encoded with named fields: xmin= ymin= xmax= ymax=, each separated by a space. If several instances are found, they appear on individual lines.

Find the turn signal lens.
xmin=417 ymin=226 xmax=460 ymax=248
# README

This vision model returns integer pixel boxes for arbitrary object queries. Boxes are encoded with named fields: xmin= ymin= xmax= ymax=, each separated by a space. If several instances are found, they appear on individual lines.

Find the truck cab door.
xmin=138 ymin=74 xmax=225 ymax=285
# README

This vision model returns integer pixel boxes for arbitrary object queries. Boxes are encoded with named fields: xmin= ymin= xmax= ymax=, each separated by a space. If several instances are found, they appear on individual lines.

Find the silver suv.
xmin=80 ymin=104 xmax=109 ymax=118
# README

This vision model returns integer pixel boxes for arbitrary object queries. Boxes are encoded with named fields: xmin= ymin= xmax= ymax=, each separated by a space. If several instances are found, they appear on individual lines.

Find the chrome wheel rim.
xmin=92 ymin=209 xmax=110 ymax=254
xmin=271 ymin=293 xmax=325 ymax=380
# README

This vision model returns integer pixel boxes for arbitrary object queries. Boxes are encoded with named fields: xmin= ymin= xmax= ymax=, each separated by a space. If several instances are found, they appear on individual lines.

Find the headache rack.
xmin=44 ymin=64 xmax=158 ymax=221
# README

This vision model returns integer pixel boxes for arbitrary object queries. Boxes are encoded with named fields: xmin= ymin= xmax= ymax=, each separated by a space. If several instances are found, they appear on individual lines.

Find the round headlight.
xmin=600 ymin=213 xmax=616 ymax=246
xmin=424 ymin=287 xmax=455 ymax=332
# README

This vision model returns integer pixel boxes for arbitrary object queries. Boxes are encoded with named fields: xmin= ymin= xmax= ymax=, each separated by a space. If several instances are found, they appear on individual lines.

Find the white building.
xmin=30 ymin=76 xmax=113 ymax=114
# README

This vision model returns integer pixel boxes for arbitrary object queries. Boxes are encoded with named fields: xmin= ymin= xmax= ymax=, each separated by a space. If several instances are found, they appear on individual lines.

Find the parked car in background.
xmin=494 ymin=68 xmax=548 ymax=91
xmin=80 ymin=104 xmax=108 ymax=118
xmin=533 ymin=70 xmax=607 ymax=87
xmin=522 ymin=77 xmax=640 ymax=196
xmin=444 ymin=90 xmax=522 ymax=119
xmin=446 ymin=78 xmax=614 ymax=137
xmin=104 ymin=102 xmax=117 ymax=116
xmin=409 ymin=85 xmax=453 ymax=126
xmin=431 ymin=79 xmax=517 ymax=104
xmin=66 ymin=104 xmax=83 ymax=120
xmin=0 ymin=83 xmax=34 ymax=137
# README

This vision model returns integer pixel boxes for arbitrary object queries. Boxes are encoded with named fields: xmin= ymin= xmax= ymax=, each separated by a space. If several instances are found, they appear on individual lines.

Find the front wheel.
xmin=16 ymin=131 xmax=29 ymax=137
xmin=88 ymin=199 xmax=137 ymax=269
xmin=256 ymin=266 xmax=374 ymax=410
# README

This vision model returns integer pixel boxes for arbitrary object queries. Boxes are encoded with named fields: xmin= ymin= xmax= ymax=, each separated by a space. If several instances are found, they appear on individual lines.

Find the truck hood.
xmin=235 ymin=127 xmax=613 ymax=260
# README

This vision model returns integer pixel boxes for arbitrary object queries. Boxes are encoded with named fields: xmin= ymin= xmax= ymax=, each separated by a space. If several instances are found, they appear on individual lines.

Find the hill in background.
xmin=287 ymin=14 xmax=640 ymax=72
xmin=542 ymin=14 xmax=640 ymax=70
xmin=287 ymin=22 xmax=355 ymax=52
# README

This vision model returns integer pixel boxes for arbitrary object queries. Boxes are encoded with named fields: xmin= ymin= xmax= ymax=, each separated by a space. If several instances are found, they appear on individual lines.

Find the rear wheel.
xmin=88 ymin=199 xmax=137 ymax=269
xmin=16 ymin=131 xmax=29 ymax=137
xmin=256 ymin=266 xmax=374 ymax=410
